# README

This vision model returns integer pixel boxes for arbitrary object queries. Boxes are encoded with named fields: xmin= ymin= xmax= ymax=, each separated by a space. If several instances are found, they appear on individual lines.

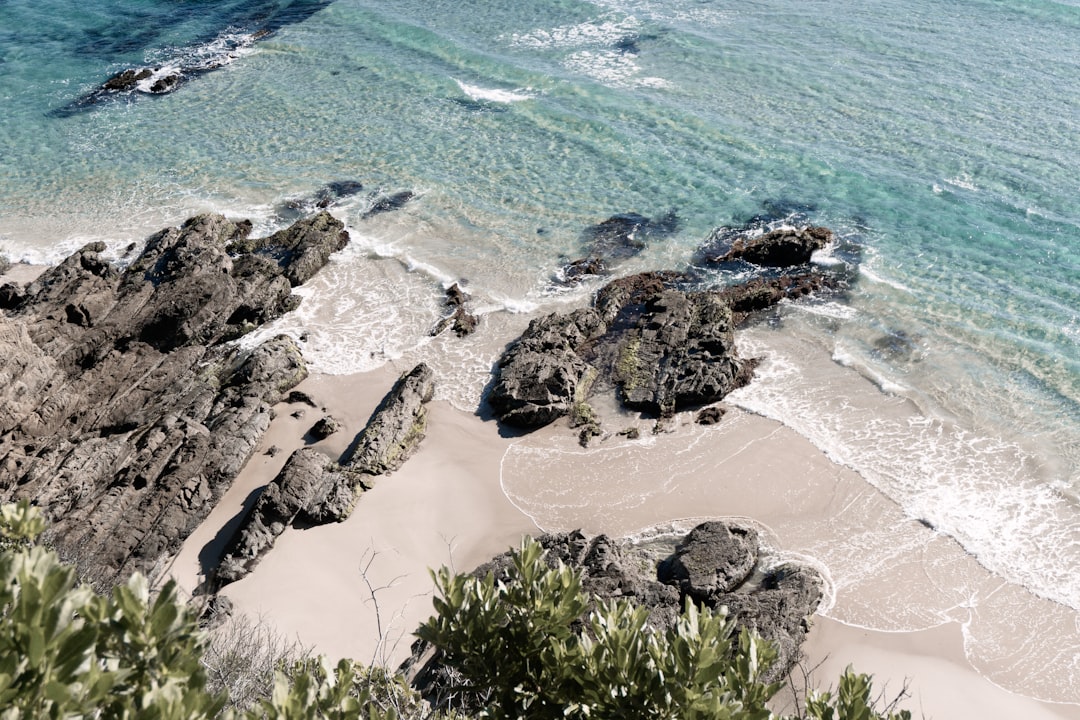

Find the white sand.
xmin=171 ymin=365 xmax=1080 ymax=718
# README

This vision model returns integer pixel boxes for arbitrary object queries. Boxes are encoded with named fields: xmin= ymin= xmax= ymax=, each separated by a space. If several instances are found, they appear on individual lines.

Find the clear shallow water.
xmin=2 ymin=0 xmax=1079 ymax=701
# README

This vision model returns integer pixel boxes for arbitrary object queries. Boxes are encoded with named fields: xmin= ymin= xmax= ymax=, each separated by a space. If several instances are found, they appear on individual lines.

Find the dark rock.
xmin=577 ymin=423 xmax=602 ymax=448
xmin=51 ymin=8 xmax=332 ymax=117
xmin=315 ymin=180 xmax=364 ymax=208
xmin=611 ymin=289 xmax=753 ymax=417
xmin=344 ymin=363 xmax=435 ymax=475
xmin=287 ymin=390 xmax=318 ymax=407
xmin=562 ymin=256 xmax=607 ymax=282
xmin=309 ymin=416 xmax=340 ymax=440
xmin=487 ymin=309 xmax=603 ymax=428
xmin=404 ymin=521 xmax=824 ymax=706
xmin=695 ymin=406 xmax=725 ymax=425
xmin=228 ymin=211 xmax=349 ymax=287
xmin=0 ymin=212 xmax=346 ymax=585
xmin=560 ymin=211 xmax=680 ymax=283
xmin=148 ymin=73 xmax=181 ymax=94
xmin=584 ymin=210 xmax=679 ymax=261
xmin=432 ymin=283 xmax=478 ymax=338
xmin=716 ymin=271 xmax=836 ymax=325
xmin=102 ymin=68 xmax=153 ymax=91
xmin=658 ymin=522 xmax=758 ymax=601
xmin=215 ymin=447 xmax=341 ymax=585
xmin=265 ymin=445 xmax=282 ymax=457
xmin=0 ymin=282 xmax=27 ymax=311
xmin=617 ymin=426 xmax=640 ymax=440
xmin=214 ymin=363 xmax=437 ymax=586
xmin=361 ymin=191 xmax=416 ymax=219
xmin=706 ymin=226 xmax=832 ymax=267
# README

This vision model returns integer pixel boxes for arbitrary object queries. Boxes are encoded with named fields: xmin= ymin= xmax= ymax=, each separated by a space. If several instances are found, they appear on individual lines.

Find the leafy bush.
xmin=416 ymin=537 xmax=911 ymax=720
xmin=1 ymin=502 xmax=910 ymax=720
xmin=0 ymin=501 xmax=412 ymax=720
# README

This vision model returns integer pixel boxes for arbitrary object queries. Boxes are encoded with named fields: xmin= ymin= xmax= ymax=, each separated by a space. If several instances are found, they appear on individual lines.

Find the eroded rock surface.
xmin=404 ymin=521 xmax=825 ymax=708
xmin=0 ymin=212 xmax=347 ymax=584
xmin=214 ymin=363 xmax=436 ymax=586
xmin=703 ymin=225 xmax=833 ymax=267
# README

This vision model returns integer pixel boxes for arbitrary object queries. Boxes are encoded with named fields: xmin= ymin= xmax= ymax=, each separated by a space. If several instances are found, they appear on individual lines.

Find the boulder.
xmin=612 ymin=289 xmax=753 ymax=417
xmin=0 ymin=212 xmax=347 ymax=584
xmin=344 ymin=363 xmax=435 ymax=475
xmin=487 ymin=309 xmax=603 ymax=428
xmin=215 ymin=447 xmax=338 ymax=585
xmin=657 ymin=522 xmax=759 ymax=601
xmin=403 ymin=521 xmax=824 ymax=708
xmin=309 ymin=416 xmax=340 ymax=440
xmin=706 ymin=225 xmax=832 ymax=267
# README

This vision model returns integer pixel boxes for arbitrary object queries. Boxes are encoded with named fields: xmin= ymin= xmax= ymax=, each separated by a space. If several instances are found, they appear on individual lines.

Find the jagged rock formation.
xmin=701 ymin=225 xmax=833 ymax=268
xmin=214 ymin=363 xmax=435 ymax=586
xmin=404 ymin=521 xmax=825 ymax=706
xmin=0 ymin=212 xmax=347 ymax=584
xmin=431 ymin=283 xmax=478 ymax=338
xmin=492 ymin=221 xmax=838 ymax=430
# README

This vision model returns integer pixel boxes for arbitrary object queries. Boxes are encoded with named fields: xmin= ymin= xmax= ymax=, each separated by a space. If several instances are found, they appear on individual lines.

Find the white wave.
xmin=944 ymin=173 xmax=978 ymax=192
xmin=482 ymin=294 xmax=539 ymax=314
xmin=454 ymin=79 xmax=534 ymax=104
xmin=564 ymin=49 xmax=669 ymax=89
xmin=789 ymin=300 xmax=858 ymax=321
xmin=858 ymin=264 xmax=913 ymax=293
xmin=729 ymin=330 xmax=1080 ymax=614
xmin=507 ymin=16 xmax=643 ymax=50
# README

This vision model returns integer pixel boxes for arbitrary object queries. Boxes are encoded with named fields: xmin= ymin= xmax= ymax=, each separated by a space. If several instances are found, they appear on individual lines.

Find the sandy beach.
xmin=170 ymin=355 xmax=1080 ymax=719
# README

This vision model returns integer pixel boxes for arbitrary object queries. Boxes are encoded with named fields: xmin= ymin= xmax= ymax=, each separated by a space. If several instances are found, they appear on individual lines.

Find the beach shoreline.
xmin=169 ymin=355 xmax=1080 ymax=719
xmin=5 ymin=254 xmax=1076 ymax=717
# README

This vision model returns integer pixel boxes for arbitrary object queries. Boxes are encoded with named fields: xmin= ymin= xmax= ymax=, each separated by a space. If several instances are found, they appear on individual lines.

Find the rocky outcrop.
xmin=52 ymin=1 xmax=334 ymax=116
xmin=345 ymin=364 xmax=435 ymax=475
xmin=0 ymin=212 xmax=347 ymax=584
xmin=491 ymin=213 xmax=842 ymax=431
xmin=488 ymin=309 xmax=604 ymax=428
xmin=703 ymin=225 xmax=833 ymax=267
xmin=610 ymin=289 xmax=752 ymax=416
xmin=404 ymin=521 xmax=825 ymax=706
xmin=489 ymin=271 xmax=757 ymax=428
xmin=431 ymin=284 xmax=478 ymax=338
xmin=214 ymin=363 xmax=436 ymax=587
xmin=657 ymin=522 xmax=759 ymax=601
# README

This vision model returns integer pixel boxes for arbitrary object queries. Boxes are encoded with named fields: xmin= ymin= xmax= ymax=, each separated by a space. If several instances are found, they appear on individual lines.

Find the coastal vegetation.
xmin=1 ymin=500 xmax=910 ymax=720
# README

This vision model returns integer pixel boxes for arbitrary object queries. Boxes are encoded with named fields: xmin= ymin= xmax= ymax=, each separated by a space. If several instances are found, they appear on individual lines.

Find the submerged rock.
xmin=0 ymin=212 xmax=347 ymax=584
xmin=561 ymin=210 xmax=680 ymax=282
xmin=361 ymin=190 xmax=417 ymax=219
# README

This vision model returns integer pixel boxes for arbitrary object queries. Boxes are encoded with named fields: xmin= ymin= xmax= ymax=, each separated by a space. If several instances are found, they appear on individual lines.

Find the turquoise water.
xmin=2 ymin=0 xmax=1079 ymax=700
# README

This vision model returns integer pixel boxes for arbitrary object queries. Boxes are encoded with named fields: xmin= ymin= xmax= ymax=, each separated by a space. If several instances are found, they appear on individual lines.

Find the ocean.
xmin=2 ymin=0 xmax=1078 ymax=704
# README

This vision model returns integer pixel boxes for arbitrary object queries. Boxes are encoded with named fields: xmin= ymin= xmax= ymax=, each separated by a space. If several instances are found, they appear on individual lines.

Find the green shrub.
xmin=417 ymin=537 xmax=912 ymax=720
xmin=1 ymin=502 xmax=911 ymax=720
